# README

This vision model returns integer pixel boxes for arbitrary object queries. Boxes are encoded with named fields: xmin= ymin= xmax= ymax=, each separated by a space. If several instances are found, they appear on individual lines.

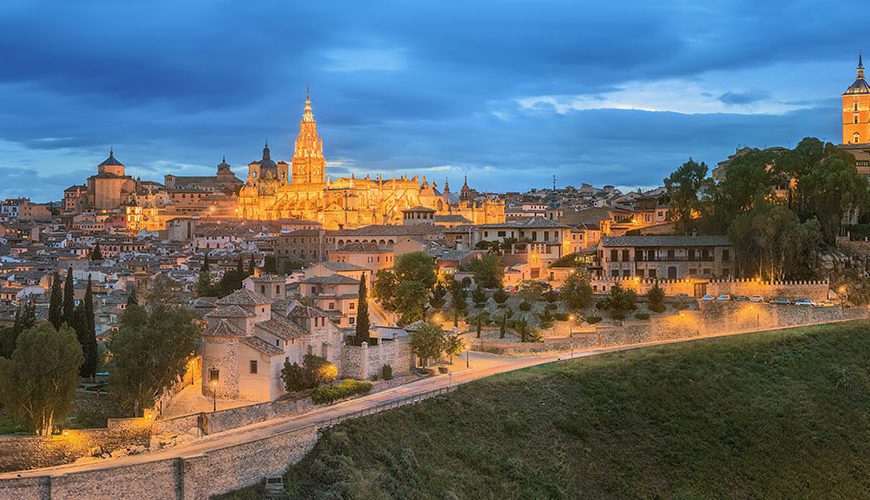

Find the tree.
xmin=108 ymin=303 xmax=201 ymax=416
xmin=62 ymin=267 xmax=75 ymax=326
xmin=596 ymin=283 xmax=637 ymax=320
xmin=499 ymin=311 xmax=508 ymax=339
xmin=90 ymin=243 xmax=103 ymax=261
xmin=393 ymin=252 xmax=438 ymax=289
xmin=492 ymin=288 xmax=510 ymax=308
xmin=202 ymin=254 xmax=210 ymax=272
xmin=471 ymin=286 xmax=488 ymax=308
xmin=444 ymin=333 xmax=464 ymax=363
xmin=77 ymin=275 xmax=98 ymax=379
xmin=470 ymin=253 xmax=504 ymax=289
xmin=353 ymin=274 xmax=371 ymax=345
xmin=372 ymin=269 xmax=400 ymax=310
xmin=263 ymin=255 xmax=277 ymax=274
xmin=393 ymin=280 xmax=429 ymax=325
xmin=410 ymin=321 xmax=446 ymax=366
xmin=0 ymin=301 xmax=36 ymax=358
xmin=0 ymin=322 xmax=83 ymax=435
xmin=127 ymin=287 xmax=138 ymax=307
xmin=647 ymin=281 xmax=666 ymax=313
xmin=429 ymin=282 xmax=447 ymax=310
xmin=248 ymin=254 xmax=256 ymax=276
xmin=561 ymin=271 xmax=593 ymax=311
xmin=471 ymin=310 xmax=489 ymax=338
xmin=729 ymin=201 xmax=823 ymax=280
xmin=702 ymin=149 xmax=778 ymax=234
xmin=48 ymin=272 xmax=63 ymax=330
xmin=449 ymin=280 xmax=468 ymax=328
xmin=236 ymin=255 xmax=244 ymax=274
xmin=281 ymin=354 xmax=339 ymax=392
xmin=664 ymin=158 xmax=710 ymax=234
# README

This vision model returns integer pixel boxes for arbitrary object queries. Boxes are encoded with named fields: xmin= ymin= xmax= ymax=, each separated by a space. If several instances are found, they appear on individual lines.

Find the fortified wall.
xmin=590 ymin=277 xmax=831 ymax=301
xmin=342 ymin=338 xmax=414 ymax=380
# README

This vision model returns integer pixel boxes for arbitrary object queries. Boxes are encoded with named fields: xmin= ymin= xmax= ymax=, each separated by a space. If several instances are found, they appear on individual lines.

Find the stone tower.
xmin=291 ymin=87 xmax=326 ymax=185
xmin=843 ymin=52 xmax=870 ymax=145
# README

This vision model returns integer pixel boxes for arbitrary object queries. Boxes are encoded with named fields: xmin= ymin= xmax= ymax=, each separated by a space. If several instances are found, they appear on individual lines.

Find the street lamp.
xmin=466 ymin=346 xmax=470 ymax=368
xmin=211 ymin=380 xmax=217 ymax=413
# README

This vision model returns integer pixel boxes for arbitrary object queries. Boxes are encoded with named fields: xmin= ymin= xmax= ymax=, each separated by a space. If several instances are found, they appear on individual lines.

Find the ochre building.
xmin=238 ymin=92 xmax=504 ymax=229
xmin=843 ymin=53 xmax=870 ymax=145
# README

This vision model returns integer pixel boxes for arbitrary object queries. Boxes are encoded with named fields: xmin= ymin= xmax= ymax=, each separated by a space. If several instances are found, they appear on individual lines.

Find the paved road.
xmin=2 ymin=320 xmax=857 ymax=480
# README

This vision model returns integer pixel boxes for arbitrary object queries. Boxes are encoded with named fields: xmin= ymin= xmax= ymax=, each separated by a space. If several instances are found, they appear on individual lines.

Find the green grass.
xmin=224 ymin=320 xmax=870 ymax=499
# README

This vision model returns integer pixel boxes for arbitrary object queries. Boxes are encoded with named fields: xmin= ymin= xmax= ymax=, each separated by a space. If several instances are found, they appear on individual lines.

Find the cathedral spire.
xmin=302 ymin=86 xmax=315 ymax=123
xmin=860 ymin=50 xmax=865 ymax=80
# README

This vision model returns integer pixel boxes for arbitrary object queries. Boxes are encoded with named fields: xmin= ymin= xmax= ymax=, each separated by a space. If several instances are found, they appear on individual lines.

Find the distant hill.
xmin=226 ymin=321 xmax=870 ymax=499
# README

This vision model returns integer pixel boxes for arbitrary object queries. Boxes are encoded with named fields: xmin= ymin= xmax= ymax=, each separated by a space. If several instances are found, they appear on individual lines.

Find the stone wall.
xmin=342 ymin=338 xmax=413 ymax=380
xmin=589 ymin=277 xmax=831 ymax=301
xmin=0 ymin=426 xmax=319 ymax=500
xmin=477 ymin=303 xmax=867 ymax=356
xmin=0 ymin=418 xmax=151 ymax=473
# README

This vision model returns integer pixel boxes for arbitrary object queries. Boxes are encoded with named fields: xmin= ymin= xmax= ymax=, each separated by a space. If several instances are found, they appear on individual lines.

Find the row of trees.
xmin=0 ymin=283 xmax=202 ymax=434
xmin=663 ymin=138 xmax=870 ymax=279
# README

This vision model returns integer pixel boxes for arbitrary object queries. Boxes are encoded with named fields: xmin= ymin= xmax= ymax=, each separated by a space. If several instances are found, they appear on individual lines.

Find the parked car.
xmin=794 ymin=299 xmax=816 ymax=306
xmin=716 ymin=294 xmax=732 ymax=301
xmin=817 ymin=300 xmax=836 ymax=308
xmin=770 ymin=297 xmax=791 ymax=305
xmin=749 ymin=295 xmax=765 ymax=303
xmin=734 ymin=295 xmax=750 ymax=302
xmin=701 ymin=294 xmax=715 ymax=301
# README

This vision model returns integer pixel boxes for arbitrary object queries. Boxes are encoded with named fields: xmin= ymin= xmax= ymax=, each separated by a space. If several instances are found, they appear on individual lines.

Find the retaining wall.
xmin=588 ymin=277 xmax=831 ymax=301
xmin=0 ymin=426 xmax=319 ymax=500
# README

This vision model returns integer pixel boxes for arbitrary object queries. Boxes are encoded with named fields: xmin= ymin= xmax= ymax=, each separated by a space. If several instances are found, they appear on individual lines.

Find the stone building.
xmin=597 ymin=235 xmax=734 ymax=280
xmin=237 ymin=90 xmax=504 ymax=229
xmin=86 ymin=148 xmax=136 ymax=210
xmin=200 ymin=281 xmax=344 ymax=402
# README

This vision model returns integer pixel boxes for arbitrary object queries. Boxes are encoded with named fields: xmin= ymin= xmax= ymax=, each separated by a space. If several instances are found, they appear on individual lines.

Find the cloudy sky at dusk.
xmin=0 ymin=0 xmax=866 ymax=201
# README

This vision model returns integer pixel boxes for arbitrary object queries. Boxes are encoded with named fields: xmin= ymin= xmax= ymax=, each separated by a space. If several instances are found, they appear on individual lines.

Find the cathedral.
xmin=237 ymin=91 xmax=504 ymax=229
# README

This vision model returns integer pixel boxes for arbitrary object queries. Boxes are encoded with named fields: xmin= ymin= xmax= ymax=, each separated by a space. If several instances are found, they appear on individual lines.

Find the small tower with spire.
xmin=843 ymin=51 xmax=870 ymax=145
xmin=292 ymin=85 xmax=326 ymax=184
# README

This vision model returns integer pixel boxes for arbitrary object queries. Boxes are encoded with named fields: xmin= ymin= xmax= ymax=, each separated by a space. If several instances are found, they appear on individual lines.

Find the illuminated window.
xmin=856 ymin=133 xmax=862 ymax=144
xmin=855 ymin=102 xmax=860 ymax=112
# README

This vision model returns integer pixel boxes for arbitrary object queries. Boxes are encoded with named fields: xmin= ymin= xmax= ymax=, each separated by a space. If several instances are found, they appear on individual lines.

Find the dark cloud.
xmin=0 ymin=0 xmax=863 ymax=200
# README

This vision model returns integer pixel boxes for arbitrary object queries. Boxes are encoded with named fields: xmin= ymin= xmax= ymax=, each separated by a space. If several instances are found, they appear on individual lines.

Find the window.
xmin=276 ymin=285 xmax=280 ymax=294
xmin=622 ymin=270 xmax=631 ymax=277
xmin=497 ymin=231 xmax=506 ymax=237
xmin=611 ymin=269 xmax=619 ymax=277
xmin=249 ymin=360 xmax=258 ymax=374
xmin=328 ymin=302 xmax=335 ymax=310
xmin=610 ymin=250 xmax=619 ymax=262
xmin=349 ymin=302 xmax=355 ymax=310
xmin=543 ymin=231 xmax=549 ymax=241
xmin=855 ymin=133 xmax=861 ymax=144
xmin=621 ymin=249 xmax=629 ymax=261
xmin=648 ymin=269 xmax=656 ymax=279
xmin=667 ymin=249 xmax=675 ymax=259
xmin=349 ymin=317 xmax=355 ymax=324
xmin=855 ymin=102 xmax=860 ymax=112
xmin=209 ymin=368 xmax=219 ymax=383
xmin=856 ymin=114 xmax=861 ymax=124
xmin=722 ymin=249 xmax=730 ymax=260
xmin=260 ymin=285 xmax=266 ymax=294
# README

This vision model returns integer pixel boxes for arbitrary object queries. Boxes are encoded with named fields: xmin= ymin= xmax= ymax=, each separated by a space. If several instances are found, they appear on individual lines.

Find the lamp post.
xmin=839 ymin=285 xmax=847 ymax=311
xmin=211 ymin=380 xmax=217 ymax=413
xmin=466 ymin=346 xmax=470 ymax=368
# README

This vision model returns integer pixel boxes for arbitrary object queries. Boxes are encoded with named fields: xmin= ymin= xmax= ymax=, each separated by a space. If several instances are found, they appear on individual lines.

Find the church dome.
xmin=99 ymin=147 xmax=124 ymax=167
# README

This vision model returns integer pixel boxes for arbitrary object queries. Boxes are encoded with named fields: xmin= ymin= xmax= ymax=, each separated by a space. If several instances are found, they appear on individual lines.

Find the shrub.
xmin=518 ymin=300 xmax=532 ymax=312
xmin=282 ymin=354 xmax=338 ymax=392
xmin=649 ymin=303 xmax=667 ymax=313
xmin=634 ymin=312 xmax=650 ymax=320
xmin=546 ymin=303 xmax=558 ymax=310
xmin=585 ymin=315 xmax=602 ymax=324
xmin=554 ymin=312 xmax=569 ymax=321
xmin=311 ymin=379 xmax=373 ymax=404
xmin=382 ymin=364 xmax=393 ymax=380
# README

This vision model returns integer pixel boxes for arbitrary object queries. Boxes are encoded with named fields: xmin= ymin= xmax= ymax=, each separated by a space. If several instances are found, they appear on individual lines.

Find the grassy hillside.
xmin=227 ymin=321 xmax=870 ymax=499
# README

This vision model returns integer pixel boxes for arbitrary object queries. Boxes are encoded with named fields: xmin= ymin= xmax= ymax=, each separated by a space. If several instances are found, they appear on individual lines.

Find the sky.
xmin=0 ymin=0 xmax=866 ymax=201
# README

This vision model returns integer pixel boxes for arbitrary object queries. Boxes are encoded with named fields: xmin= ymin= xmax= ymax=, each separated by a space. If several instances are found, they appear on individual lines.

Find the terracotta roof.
xmin=206 ymin=304 xmax=255 ymax=318
xmin=203 ymin=319 xmax=246 ymax=337
xmin=333 ymin=241 xmax=389 ymax=253
xmin=288 ymin=303 xmax=329 ymax=318
xmin=302 ymin=274 xmax=359 ymax=285
xmin=240 ymin=335 xmax=284 ymax=356
xmin=255 ymin=313 xmax=308 ymax=340
xmin=601 ymin=235 xmax=730 ymax=247
xmin=215 ymin=288 xmax=270 ymax=306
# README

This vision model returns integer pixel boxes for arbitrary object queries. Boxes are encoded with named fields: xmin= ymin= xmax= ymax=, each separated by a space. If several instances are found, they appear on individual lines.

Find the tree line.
xmin=663 ymin=138 xmax=869 ymax=280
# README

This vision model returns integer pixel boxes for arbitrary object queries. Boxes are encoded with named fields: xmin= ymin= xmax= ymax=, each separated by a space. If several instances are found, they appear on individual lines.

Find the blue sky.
xmin=0 ymin=0 xmax=866 ymax=201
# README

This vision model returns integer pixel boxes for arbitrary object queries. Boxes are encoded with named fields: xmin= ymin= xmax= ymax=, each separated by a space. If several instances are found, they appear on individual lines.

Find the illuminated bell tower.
xmin=291 ymin=86 xmax=327 ymax=184
xmin=843 ymin=52 xmax=870 ymax=145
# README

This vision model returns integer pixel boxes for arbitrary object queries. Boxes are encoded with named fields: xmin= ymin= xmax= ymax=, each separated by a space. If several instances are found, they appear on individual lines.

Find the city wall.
xmin=589 ymin=277 xmax=831 ymax=301
xmin=478 ymin=302 xmax=867 ymax=355
xmin=0 ymin=425 xmax=319 ymax=500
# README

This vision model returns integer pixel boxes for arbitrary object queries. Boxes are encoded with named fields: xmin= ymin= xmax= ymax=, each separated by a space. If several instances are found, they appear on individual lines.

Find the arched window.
xmin=856 ymin=114 xmax=861 ymax=124
xmin=854 ymin=102 xmax=860 ymax=112
xmin=855 ymin=132 xmax=861 ymax=144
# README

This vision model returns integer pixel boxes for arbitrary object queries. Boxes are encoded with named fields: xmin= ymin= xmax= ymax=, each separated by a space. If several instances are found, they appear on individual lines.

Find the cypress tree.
xmin=48 ymin=272 xmax=63 ymax=330
xmin=354 ymin=274 xmax=371 ymax=345
xmin=90 ymin=243 xmax=103 ymax=260
xmin=202 ymin=254 xmax=210 ymax=272
xmin=236 ymin=255 xmax=244 ymax=274
xmin=80 ymin=275 xmax=97 ymax=379
xmin=248 ymin=254 xmax=255 ymax=276
xmin=62 ymin=267 xmax=75 ymax=326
